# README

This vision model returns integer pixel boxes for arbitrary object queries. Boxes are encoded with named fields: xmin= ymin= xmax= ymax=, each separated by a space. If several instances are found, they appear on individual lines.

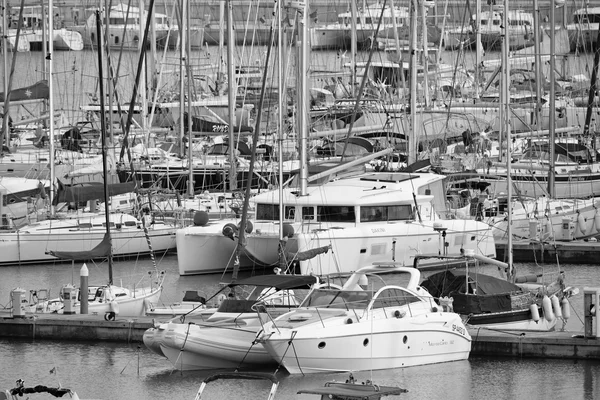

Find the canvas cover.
xmin=421 ymin=270 xmax=524 ymax=314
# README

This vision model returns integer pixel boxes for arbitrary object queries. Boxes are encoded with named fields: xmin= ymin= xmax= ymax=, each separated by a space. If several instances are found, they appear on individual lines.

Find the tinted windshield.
xmin=302 ymin=289 xmax=372 ymax=309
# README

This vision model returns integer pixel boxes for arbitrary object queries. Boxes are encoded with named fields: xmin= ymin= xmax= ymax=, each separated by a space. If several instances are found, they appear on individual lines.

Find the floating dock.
xmin=0 ymin=312 xmax=599 ymax=361
xmin=495 ymin=239 xmax=600 ymax=264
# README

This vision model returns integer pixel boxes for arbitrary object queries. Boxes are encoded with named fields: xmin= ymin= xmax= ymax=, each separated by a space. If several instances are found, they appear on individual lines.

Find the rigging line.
xmin=341 ymin=0 xmax=388 ymax=162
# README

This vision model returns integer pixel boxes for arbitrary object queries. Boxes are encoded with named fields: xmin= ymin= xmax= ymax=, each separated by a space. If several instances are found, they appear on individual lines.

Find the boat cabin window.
xmin=255 ymin=204 xmax=295 ymax=221
xmin=372 ymin=288 xmax=421 ymax=309
xmin=302 ymin=206 xmax=314 ymax=220
xmin=302 ymin=288 xmax=372 ymax=310
xmin=360 ymin=205 xmax=413 ymax=222
xmin=316 ymin=206 xmax=355 ymax=223
xmin=110 ymin=17 xmax=136 ymax=25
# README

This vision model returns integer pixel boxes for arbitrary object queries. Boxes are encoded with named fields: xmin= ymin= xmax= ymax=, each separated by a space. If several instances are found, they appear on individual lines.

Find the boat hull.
xmin=262 ymin=313 xmax=471 ymax=374
xmin=0 ymin=220 xmax=176 ymax=265
xmin=158 ymin=320 xmax=274 ymax=370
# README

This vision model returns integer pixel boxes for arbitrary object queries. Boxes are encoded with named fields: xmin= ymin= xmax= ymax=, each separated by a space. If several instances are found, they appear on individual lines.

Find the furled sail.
xmin=53 ymin=180 xmax=136 ymax=205
xmin=46 ymin=232 xmax=111 ymax=260
xmin=0 ymin=80 xmax=49 ymax=102
xmin=286 ymin=244 xmax=331 ymax=262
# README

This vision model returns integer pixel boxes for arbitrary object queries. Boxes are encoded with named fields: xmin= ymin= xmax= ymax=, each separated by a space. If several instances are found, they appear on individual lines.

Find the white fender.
xmin=561 ymin=298 xmax=571 ymax=321
xmin=551 ymin=295 xmax=562 ymax=319
xmin=110 ymin=300 xmax=120 ymax=315
xmin=544 ymin=218 xmax=553 ymax=239
xmin=577 ymin=213 xmax=587 ymax=235
xmin=595 ymin=211 xmax=600 ymax=233
xmin=529 ymin=304 xmax=540 ymax=322
xmin=542 ymin=295 xmax=555 ymax=321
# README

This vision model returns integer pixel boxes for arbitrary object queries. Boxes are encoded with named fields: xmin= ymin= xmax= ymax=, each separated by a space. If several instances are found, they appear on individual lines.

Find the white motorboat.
xmin=256 ymin=263 xmax=472 ymax=374
xmin=310 ymin=3 xmax=409 ymax=50
xmin=6 ymin=5 xmax=84 ymax=51
xmin=177 ymin=171 xmax=496 ymax=276
xmin=71 ymin=3 xmax=170 ymax=50
xmin=567 ymin=7 xmax=600 ymax=52
xmin=143 ymin=274 xmax=319 ymax=370
xmin=0 ymin=212 xmax=176 ymax=265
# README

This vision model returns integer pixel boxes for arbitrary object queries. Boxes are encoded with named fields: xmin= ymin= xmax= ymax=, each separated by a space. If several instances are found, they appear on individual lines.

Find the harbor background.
xmin=0 ymin=256 xmax=599 ymax=399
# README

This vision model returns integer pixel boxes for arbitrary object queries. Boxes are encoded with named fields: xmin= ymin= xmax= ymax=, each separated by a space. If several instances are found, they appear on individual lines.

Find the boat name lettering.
xmin=213 ymin=124 xmax=228 ymax=133
xmin=568 ymin=177 xmax=586 ymax=182
xmin=452 ymin=324 xmax=466 ymax=336
xmin=371 ymin=228 xmax=385 ymax=233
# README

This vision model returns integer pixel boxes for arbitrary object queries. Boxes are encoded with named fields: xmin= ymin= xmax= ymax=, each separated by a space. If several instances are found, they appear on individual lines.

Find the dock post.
xmin=80 ymin=263 xmax=89 ymax=314
xmin=10 ymin=288 xmax=26 ymax=318
xmin=583 ymin=287 xmax=600 ymax=338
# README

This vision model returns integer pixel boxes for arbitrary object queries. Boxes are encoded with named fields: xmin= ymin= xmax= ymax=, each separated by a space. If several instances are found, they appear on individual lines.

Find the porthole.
xmin=363 ymin=338 xmax=369 ymax=347
xmin=318 ymin=342 xmax=326 ymax=349
xmin=403 ymin=335 xmax=408 ymax=344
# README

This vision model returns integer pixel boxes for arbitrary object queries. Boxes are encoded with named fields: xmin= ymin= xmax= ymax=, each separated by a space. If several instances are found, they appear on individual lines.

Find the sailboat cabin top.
xmin=251 ymin=172 xmax=446 ymax=224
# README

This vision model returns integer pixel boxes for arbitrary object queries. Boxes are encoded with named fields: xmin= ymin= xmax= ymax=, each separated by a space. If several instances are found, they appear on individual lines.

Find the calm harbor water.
xmin=0 ymin=255 xmax=599 ymax=399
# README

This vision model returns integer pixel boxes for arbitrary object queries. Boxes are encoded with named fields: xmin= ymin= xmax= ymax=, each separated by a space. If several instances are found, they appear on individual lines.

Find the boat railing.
xmin=255 ymin=292 xmax=446 ymax=332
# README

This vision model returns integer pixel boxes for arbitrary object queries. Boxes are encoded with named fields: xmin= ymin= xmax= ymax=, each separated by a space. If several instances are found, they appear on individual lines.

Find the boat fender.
xmin=104 ymin=311 xmax=116 ymax=321
xmin=238 ymin=220 xmax=253 ymax=234
xmin=561 ymin=298 xmax=571 ymax=321
xmin=594 ymin=211 xmax=600 ymax=233
xmin=143 ymin=299 xmax=151 ymax=313
xmin=551 ymin=295 xmax=563 ymax=319
xmin=577 ymin=212 xmax=587 ymax=235
xmin=217 ymin=293 xmax=227 ymax=307
xmin=529 ymin=304 xmax=540 ymax=322
xmin=222 ymin=223 xmax=238 ymax=239
xmin=193 ymin=211 xmax=209 ymax=226
xmin=544 ymin=218 xmax=553 ymax=239
xmin=542 ymin=295 xmax=555 ymax=321
xmin=282 ymin=223 xmax=295 ymax=238
xmin=110 ymin=300 xmax=119 ymax=315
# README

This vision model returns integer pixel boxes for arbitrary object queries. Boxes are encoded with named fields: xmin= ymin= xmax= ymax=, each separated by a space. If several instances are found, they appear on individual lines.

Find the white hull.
xmin=85 ymin=287 xmax=162 ymax=316
xmin=176 ymin=221 xmax=255 ymax=275
xmin=157 ymin=319 xmax=274 ymax=370
xmin=242 ymin=219 xmax=495 ymax=276
xmin=2 ymin=28 xmax=83 ymax=51
xmin=262 ymin=312 xmax=471 ymax=374
xmin=0 ymin=215 xmax=176 ymax=265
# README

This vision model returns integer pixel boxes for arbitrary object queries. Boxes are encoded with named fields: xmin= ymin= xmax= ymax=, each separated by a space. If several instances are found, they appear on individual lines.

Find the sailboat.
xmin=417 ymin=0 xmax=576 ymax=332
xmin=37 ymin=10 xmax=165 ymax=318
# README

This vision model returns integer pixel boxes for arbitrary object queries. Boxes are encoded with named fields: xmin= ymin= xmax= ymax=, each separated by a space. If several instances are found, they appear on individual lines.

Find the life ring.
xmin=557 ymin=107 xmax=566 ymax=119
xmin=104 ymin=311 xmax=116 ymax=321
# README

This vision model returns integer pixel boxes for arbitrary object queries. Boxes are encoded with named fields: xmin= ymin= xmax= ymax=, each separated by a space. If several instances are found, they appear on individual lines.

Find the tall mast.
xmin=408 ymin=0 xmax=417 ymax=164
xmin=186 ymin=0 xmax=193 ymax=198
xmin=96 ymin=10 xmax=113 ymax=285
xmin=547 ymin=0 xmax=556 ymax=198
xmin=47 ymin=0 xmax=55 ymax=215
xmin=502 ymin=0 xmax=513 ymax=282
xmin=226 ymin=0 xmax=237 ymax=191
xmin=298 ymin=0 xmax=309 ymax=195
xmin=178 ymin=0 xmax=186 ymax=158
xmin=1 ymin=0 xmax=8 ymax=152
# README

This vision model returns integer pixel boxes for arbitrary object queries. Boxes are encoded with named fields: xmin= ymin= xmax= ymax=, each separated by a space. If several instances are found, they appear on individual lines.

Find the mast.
xmin=502 ymin=0 xmax=513 ymax=282
xmin=547 ymin=0 xmax=556 ymax=198
xmin=408 ymin=0 xmax=417 ymax=164
xmin=232 ymin=1 xmax=277 ymax=281
xmin=178 ymin=0 xmax=186 ymax=158
xmin=533 ymin=0 xmax=542 ymax=128
xmin=95 ymin=10 xmax=113 ymax=285
xmin=277 ymin=0 xmax=285 ymax=271
xmin=47 ymin=0 xmax=55 ymax=215
xmin=1 ymin=0 xmax=7 ymax=152
xmin=298 ymin=0 xmax=309 ymax=195
xmin=350 ymin=0 xmax=357 ymax=89
xmin=226 ymin=0 xmax=237 ymax=191
xmin=186 ymin=0 xmax=193 ymax=197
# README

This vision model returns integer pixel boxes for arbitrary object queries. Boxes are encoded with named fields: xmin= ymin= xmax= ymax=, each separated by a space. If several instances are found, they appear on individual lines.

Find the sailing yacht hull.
xmin=0 ymin=215 xmax=176 ymax=265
